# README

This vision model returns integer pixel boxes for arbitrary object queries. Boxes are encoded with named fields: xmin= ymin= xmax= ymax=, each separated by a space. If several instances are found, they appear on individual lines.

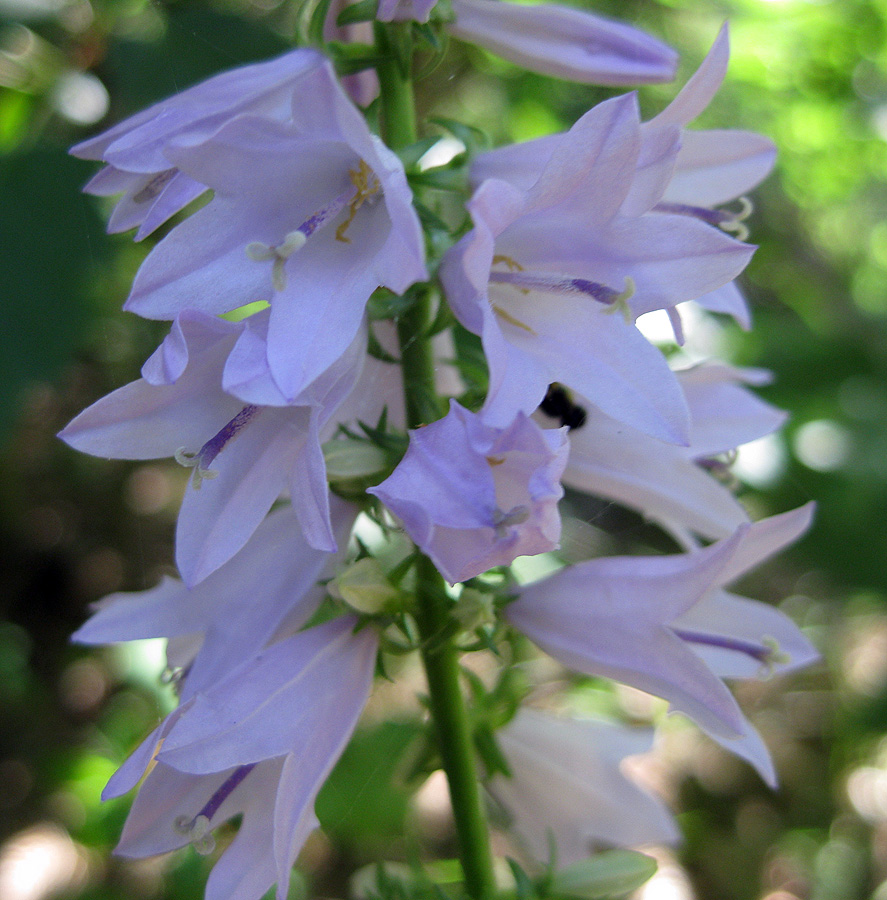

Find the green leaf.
xmin=315 ymin=721 xmax=422 ymax=844
xmin=549 ymin=851 xmax=658 ymax=900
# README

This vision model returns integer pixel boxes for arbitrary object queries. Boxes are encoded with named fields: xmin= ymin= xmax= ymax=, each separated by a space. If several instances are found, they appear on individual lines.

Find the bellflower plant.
xmin=63 ymin=5 xmax=818 ymax=900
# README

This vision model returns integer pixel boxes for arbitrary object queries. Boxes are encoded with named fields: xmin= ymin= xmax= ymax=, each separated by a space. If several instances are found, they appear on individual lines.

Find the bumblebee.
xmin=539 ymin=383 xmax=587 ymax=430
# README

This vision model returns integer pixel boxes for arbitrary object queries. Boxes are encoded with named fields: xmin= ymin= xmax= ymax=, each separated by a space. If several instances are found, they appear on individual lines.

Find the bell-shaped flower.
xmin=470 ymin=26 xmax=773 ymax=330
xmin=506 ymin=505 xmax=818 ymax=785
xmin=538 ymin=364 xmax=785 ymax=542
xmin=369 ymin=401 xmax=568 ymax=583
xmin=72 ymin=48 xmax=327 ymax=240
xmin=103 ymin=617 xmax=378 ymax=900
xmin=490 ymin=708 xmax=679 ymax=863
xmin=115 ymin=757 xmax=306 ymax=900
xmin=441 ymin=92 xmax=753 ymax=441
xmin=73 ymin=501 xmax=357 ymax=701
xmin=378 ymin=0 xmax=677 ymax=86
xmin=123 ymin=55 xmax=425 ymax=402
xmin=60 ymin=309 xmax=365 ymax=584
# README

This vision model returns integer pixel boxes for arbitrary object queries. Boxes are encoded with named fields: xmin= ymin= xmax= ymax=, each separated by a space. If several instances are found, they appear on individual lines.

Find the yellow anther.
xmin=486 ymin=455 xmax=506 ymax=467
xmin=336 ymin=159 xmax=381 ymax=243
xmin=492 ymin=304 xmax=537 ymax=335
xmin=492 ymin=254 xmax=524 ymax=271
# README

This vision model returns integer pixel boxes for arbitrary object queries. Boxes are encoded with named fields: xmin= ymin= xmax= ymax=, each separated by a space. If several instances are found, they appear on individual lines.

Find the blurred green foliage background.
xmin=0 ymin=0 xmax=884 ymax=898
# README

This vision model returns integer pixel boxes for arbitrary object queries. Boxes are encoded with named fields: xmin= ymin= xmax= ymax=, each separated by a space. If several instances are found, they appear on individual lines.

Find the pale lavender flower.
xmin=72 ymin=48 xmax=327 ymax=240
xmin=369 ymin=401 xmax=568 ymax=583
xmin=60 ymin=310 xmax=366 ymax=584
xmin=73 ymin=501 xmax=357 ymax=699
xmin=491 ymin=709 xmax=679 ymax=863
xmin=441 ymin=92 xmax=753 ymax=441
xmin=506 ymin=505 xmax=818 ymax=785
xmin=470 ymin=25 xmax=774 ymax=330
xmin=102 ymin=617 xmax=378 ymax=900
xmin=378 ymin=0 xmax=677 ymax=86
xmin=75 ymin=504 xmax=375 ymax=900
xmin=540 ymin=364 xmax=785 ymax=542
xmin=123 ymin=55 xmax=425 ymax=401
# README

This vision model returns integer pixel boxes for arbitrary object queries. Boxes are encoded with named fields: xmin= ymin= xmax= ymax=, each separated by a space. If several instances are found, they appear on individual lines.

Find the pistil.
xmin=654 ymin=197 xmax=752 ymax=242
xmin=176 ymin=405 xmax=260 ymax=489
xmin=245 ymin=160 xmax=381 ymax=290
xmin=673 ymin=627 xmax=783 ymax=672
xmin=174 ymin=763 xmax=257 ymax=855
xmin=491 ymin=505 xmax=531 ymax=538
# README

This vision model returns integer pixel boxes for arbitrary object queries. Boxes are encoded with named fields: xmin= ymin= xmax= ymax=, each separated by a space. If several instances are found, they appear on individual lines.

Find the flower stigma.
xmin=175 ymin=405 xmax=260 ymax=489
xmin=245 ymin=159 xmax=380 ymax=289
xmin=491 ymin=504 xmax=531 ymax=538
xmin=654 ymin=197 xmax=753 ymax=242
xmin=489 ymin=254 xmax=636 ymax=326
xmin=173 ymin=763 xmax=257 ymax=855
xmin=672 ymin=627 xmax=788 ymax=677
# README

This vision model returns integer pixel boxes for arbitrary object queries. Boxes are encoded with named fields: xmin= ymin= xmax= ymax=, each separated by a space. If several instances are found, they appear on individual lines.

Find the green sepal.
xmin=474 ymin=722 xmax=512 ymax=780
xmin=426 ymin=298 xmax=455 ymax=338
xmin=413 ymin=20 xmax=444 ymax=53
xmin=367 ymin=326 xmax=401 ymax=363
xmin=368 ymin=287 xmax=419 ymax=320
xmin=548 ymin=851 xmax=658 ymax=900
xmin=413 ymin=198 xmax=452 ymax=236
xmin=409 ymin=166 xmax=469 ymax=192
xmin=327 ymin=40 xmax=389 ymax=75
xmin=306 ymin=0 xmax=335 ymax=47
xmin=429 ymin=115 xmax=491 ymax=155
xmin=336 ymin=0 xmax=378 ymax=26
xmin=507 ymin=858 xmax=539 ymax=900
xmin=397 ymin=135 xmax=445 ymax=171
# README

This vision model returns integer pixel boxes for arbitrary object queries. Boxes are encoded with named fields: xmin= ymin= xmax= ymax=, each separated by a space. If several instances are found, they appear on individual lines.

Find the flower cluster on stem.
xmin=63 ymin=7 xmax=816 ymax=900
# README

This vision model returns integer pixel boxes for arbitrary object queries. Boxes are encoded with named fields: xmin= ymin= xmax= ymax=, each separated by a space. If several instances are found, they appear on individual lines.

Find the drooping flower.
xmin=378 ymin=0 xmax=678 ymax=86
xmin=73 ymin=501 xmax=358 ymax=697
xmin=441 ymin=92 xmax=753 ymax=440
xmin=72 ymin=48 xmax=328 ymax=240
xmin=122 ymin=55 xmax=425 ymax=402
xmin=369 ymin=400 xmax=568 ymax=583
xmin=470 ymin=25 xmax=774 ymax=331
xmin=506 ymin=505 xmax=818 ymax=784
xmin=106 ymin=617 xmax=378 ymax=900
xmin=491 ymin=708 xmax=679 ymax=863
xmin=536 ymin=364 xmax=785 ymax=542
xmin=74 ymin=506 xmax=377 ymax=900
xmin=60 ymin=310 xmax=367 ymax=584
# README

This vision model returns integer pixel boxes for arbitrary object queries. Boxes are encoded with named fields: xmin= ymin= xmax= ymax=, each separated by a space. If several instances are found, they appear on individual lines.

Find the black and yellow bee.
xmin=539 ymin=383 xmax=587 ymax=430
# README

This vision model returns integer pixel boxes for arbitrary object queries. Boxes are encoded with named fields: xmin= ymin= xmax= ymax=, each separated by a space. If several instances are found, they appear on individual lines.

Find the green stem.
xmin=414 ymin=556 xmax=499 ymax=900
xmin=375 ymin=24 xmax=498 ymax=900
